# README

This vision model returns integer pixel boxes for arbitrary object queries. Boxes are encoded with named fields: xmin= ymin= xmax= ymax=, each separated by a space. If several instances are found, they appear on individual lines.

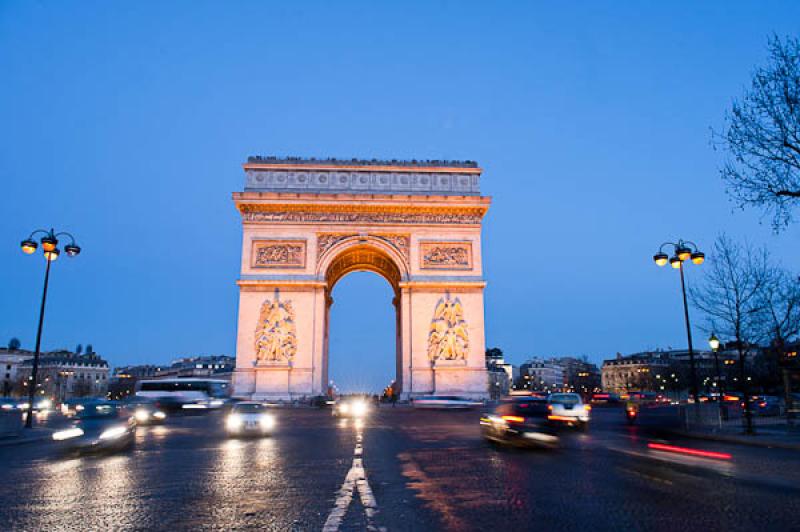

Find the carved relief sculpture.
xmin=317 ymin=233 xmax=410 ymax=264
xmin=251 ymin=240 xmax=306 ymax=268
xmin=254 ymin=298 xmax=297 ymax=363
xmin=374 ymin=234 xmax=410 ymax=263
xmin=427 ymin=296 xmax=470 ymax=362
xmin=317 ymin=233 xmax=357 ymax=260
xmin=420 ymin=241 xmax=473 ymax=270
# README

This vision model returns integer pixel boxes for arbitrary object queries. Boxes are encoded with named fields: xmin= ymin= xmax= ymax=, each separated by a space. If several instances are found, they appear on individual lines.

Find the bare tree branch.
xmin=716 ymin=35 xmax=800 ymax=231
xmin=689 ymin=235 xmax=771 ymax=348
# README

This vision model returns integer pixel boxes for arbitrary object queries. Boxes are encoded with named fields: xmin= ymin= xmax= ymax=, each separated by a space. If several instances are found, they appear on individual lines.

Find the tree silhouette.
xmin=717 ymin=35 xmax=800 ymax=230
xmin=8 ymin=338 xmax=21 ymax=350
xmin=75 ymin=344 xmax=83 ymax=355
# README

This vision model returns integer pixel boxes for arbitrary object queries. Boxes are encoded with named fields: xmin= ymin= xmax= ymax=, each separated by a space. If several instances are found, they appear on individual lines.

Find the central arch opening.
xmin=322 ymin=244 xmax=403 ymax=396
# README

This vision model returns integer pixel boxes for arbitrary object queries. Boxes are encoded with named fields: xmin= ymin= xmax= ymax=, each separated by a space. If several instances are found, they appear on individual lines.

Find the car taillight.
xmin=547 ymin=405 xmax=553 ymax=411
xmin=501 ymin=415 xmax=525 ymax=423
xmin=759 ymin=402 xmax=767 ymax=408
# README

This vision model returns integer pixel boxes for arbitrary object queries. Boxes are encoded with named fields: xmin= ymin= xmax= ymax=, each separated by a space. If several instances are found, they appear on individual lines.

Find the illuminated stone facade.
xmin=232 ymin=157 xmax=491 ymax=399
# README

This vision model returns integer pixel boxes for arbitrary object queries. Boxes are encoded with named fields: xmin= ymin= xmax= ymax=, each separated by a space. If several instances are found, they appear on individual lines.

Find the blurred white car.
xmin=547 ymin=393 xmax=591 ymax=428
xmin=333 ymin=397 xmax=370 ymax=418
xmin=412 ymin=396 xmax=482 ymax=409
xmin=226 ymin=402 xmax=276 ymax=436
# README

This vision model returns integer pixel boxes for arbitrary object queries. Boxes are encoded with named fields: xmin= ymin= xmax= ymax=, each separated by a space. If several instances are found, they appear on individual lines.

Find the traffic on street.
xmin=1 ymin=403 xmax=798 ymax=531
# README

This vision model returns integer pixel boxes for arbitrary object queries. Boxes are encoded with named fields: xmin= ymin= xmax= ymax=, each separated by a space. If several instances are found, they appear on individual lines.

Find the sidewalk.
xmin=671 ymin=425 xmax=800 ymax=451
xmin=0 ymin=428 xmax=54 ymax=448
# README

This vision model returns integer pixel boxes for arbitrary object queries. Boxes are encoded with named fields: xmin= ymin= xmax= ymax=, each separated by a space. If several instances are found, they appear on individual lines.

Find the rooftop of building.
xmin=246 ymin=156 xmax=479 ymax=169
xmin=19 ymin=350 xmax=108 ymax=368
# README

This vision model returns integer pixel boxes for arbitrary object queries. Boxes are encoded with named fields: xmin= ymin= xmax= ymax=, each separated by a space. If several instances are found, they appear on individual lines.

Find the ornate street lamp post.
xmin=653 ymin=239 xmax=704 ymax=406
xmin=19 ymin=228 xmax=81 ymax=428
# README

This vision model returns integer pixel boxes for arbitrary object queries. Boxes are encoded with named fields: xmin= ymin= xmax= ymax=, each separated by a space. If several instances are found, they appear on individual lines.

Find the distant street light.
xmin=653 ymin=239 xmax=704 ymax=406
xmin=20 ymin=228 xmax=81 ymax=428
xmin=708 ymin=333 xmax=727 ymax=421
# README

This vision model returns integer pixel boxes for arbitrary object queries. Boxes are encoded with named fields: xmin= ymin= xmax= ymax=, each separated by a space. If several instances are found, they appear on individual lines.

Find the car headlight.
xmin=226 ymin=414 xmax=243 ymax=431
xmin=260 ymin=414 xmax=276 ymax=430
xmin=53 ymin=428 xmax=84 ymax=441
xmin=134 ymin=409 xmax=150 ymax=423
xmin=352 ymin=401 xmax=368 ymax=417
xmin=339 ymin=404 xmax=350 ymax=414
xmin=152 ymin=411 xmax=166 ymax=420
xmin=99 ymin=426 xmax=128 ymax=440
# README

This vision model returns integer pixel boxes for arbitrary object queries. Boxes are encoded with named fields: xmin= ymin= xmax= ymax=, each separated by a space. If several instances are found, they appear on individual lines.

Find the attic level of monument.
xmin=243 ymin=156 xmax=483 ymax=196
xmin=246 ymin=156 xmax=479 ymax=169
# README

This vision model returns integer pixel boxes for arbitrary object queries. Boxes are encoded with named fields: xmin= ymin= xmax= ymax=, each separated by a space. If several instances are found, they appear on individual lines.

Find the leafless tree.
xmin=717 ymin=35 xmax=800 ymax=231
xmin=755 ymin=267 xmax=800 ymax=421
xmin=691 ymin=235 xmax=771 ymax=344
xmin=757 ymin=268 xmax=800 ymax=347
xmin=690 ymin=235 xmax=772 ymax=432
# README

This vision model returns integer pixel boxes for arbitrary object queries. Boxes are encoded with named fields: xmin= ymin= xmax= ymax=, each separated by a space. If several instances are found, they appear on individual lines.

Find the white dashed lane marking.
xmin=322 ymin=429 xmax=383 ymax=532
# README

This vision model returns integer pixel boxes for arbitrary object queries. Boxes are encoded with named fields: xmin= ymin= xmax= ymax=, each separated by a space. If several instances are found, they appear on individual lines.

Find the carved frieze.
xmin=316 ymin=233 xmax=410 ymax=264
xmin=317 ymin=233 xmax=357 ymax=260
xmin=244 ymin=169 xmax=480 ymax=196
xmin=242 ymin=210 xmax=484 ymax=226
xmin=254 ymin=298 xmax=297 ymax=363
xmin=251 ymin=240 xmax=306 ymax=269
xmin=428 ymin=295 xmax=469 ymax=362
xmin=420 ymin=241 xmax=473 ymax=270
xmin=374 ymin=234 xmax=410 ymax=262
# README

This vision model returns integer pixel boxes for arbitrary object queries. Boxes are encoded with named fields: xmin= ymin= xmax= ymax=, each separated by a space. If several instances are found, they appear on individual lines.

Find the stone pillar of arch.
xmin=231 ymin=156 xmax=491 ymax=400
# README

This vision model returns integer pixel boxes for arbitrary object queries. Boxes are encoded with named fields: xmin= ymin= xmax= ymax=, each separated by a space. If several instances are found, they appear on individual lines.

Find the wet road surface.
xmin=1 ymin=407 xmax=799 ymax=531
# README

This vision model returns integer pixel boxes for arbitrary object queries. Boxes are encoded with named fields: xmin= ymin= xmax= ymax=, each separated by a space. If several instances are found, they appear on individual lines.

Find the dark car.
xmin=752 ymin=396 xmax=783 ymax=416
xmin=52 ymin=401 xmax=135 ymax=453
xmin=126 ymin=399 xmax=168 ymax=425
xmin=310 ymin=395 xmax=336 ymax=408
xmin=480 ymin=397 xmax=559 ymax=448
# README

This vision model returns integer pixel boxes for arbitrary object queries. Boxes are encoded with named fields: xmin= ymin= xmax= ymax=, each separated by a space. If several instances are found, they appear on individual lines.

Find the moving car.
xmin=751 ymin=395 xmax=783 ymax=416
xmin=333 ymin=396 xmax=370 ymax=418
xmin=52 ymin=401 xmax=135 ymax=453
xmin=128 ymin=400 xmax=167 ymax=425
xmin=226 ymin=402 xmax=276 ymax=436
xmin=480 ymin=397 xmax=558 ymax=448
xmin=310 ymin=395 xmax=337 ymax=408
xmin=412 ymin=396 xmax=482 ymax=409
xmin=547 ymin=393 xmax=591 ymax=429
xmin=590 ymin=392 xmax=620 ymax=405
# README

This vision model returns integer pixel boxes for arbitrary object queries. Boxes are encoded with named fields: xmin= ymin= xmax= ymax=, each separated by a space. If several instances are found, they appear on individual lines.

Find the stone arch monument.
xmin=232 ymin=156 xmax=491 ymax=399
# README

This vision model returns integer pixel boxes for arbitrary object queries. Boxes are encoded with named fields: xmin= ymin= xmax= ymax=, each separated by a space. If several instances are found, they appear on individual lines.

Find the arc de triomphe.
xmin=232 ymin=157 xmax=491 ymax=399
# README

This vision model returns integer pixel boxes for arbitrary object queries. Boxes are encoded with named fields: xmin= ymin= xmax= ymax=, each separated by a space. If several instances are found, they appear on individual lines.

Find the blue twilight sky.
xmin=1 ymin=1 xmax=799 ymax=392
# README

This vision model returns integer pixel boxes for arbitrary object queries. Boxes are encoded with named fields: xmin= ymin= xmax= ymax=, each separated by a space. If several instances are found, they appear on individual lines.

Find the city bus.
xmin=135 ymin=378 xmax=230 ymax=409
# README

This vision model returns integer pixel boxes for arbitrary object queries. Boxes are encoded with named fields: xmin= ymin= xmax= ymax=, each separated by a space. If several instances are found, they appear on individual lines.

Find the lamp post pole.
xmin=653 ymin=239 xmax=704 ymax=409
xmin=709 ymin=334 xmax=726 ymax=423
xmin=25 ymin=256 xmax=52 ymax=428
xmin=677 ymin=261 xmax=699 ymax=405
xmin=19 ymin=228 xmax=81 ymax=429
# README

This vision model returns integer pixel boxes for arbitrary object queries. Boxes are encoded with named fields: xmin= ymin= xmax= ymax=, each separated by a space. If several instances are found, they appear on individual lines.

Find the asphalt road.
xmin=1 ymin=406 xmax=799 ymax=531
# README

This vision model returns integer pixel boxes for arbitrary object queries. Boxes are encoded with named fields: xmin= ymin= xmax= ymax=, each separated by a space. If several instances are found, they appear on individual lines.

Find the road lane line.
xmin=322 ymin=428 xmax=382 ymax=532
